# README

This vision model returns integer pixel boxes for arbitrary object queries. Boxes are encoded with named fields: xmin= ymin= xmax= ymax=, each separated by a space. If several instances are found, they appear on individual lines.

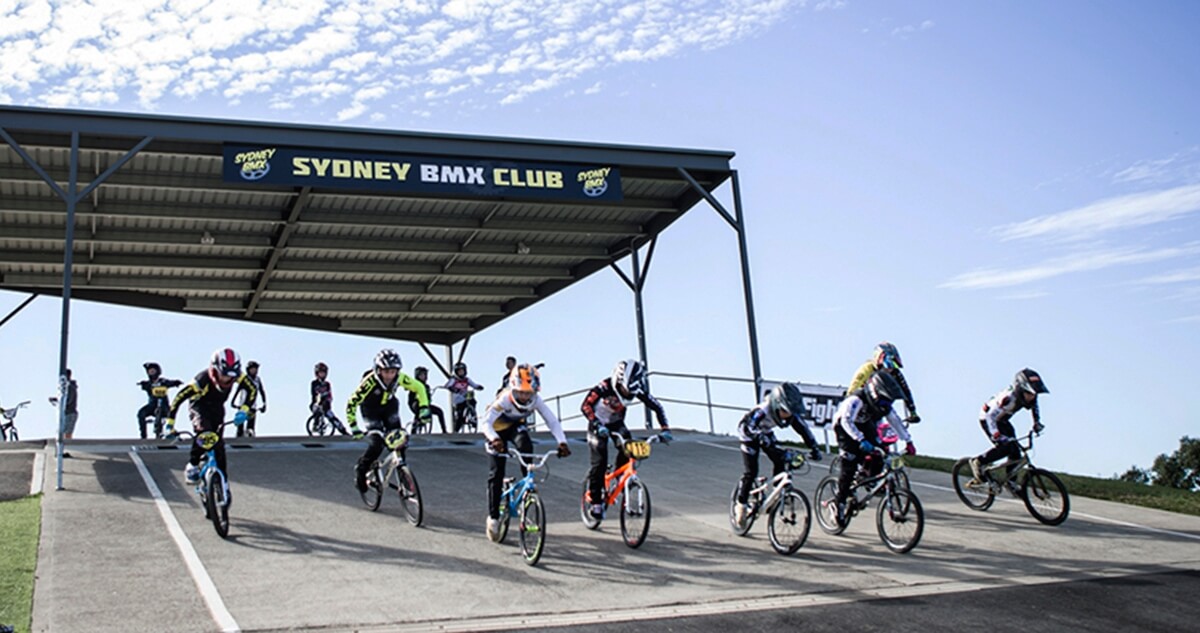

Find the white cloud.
xmin=336 ymin=102 xmax=368 ymax=121
xmin=995 ymin=184 xmax=1200 ymax=242
xmin=1135 ymin=267 xmax=1200 ymax=285
xmin=941 ymin=244 xmax=1200 ymax=290
xmin=1113 ymin=146 xmax=1200 ymax=185
xmin=0 ymin=0 xmax=804 ymax=114
xmin=999 ymin=291 xmax=1049 ymax=300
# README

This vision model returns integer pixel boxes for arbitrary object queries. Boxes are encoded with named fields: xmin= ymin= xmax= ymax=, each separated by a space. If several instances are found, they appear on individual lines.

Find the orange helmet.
xmin=507 ymin=363 xmax=541 ymax=412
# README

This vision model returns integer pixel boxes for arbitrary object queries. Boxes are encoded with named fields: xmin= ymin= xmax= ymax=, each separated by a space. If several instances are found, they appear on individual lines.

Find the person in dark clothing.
xmin=165 ymin=348 xmax=255 ymax=483
xmin=408 ymin=366 xmax=446 ymax=433
xmin=136 ymin=362 xmax=183 ymax=439
xmin=232 ymin=360 xmax=267 ymax=437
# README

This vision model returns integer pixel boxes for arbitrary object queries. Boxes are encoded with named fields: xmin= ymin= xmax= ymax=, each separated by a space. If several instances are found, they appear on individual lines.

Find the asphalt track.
xmin=6 ymin=431 xmax=1200 ymax=632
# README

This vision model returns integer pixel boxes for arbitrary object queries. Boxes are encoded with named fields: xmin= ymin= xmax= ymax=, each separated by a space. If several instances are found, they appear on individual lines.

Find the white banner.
xmin=760 ymin=380 xmax=846 ymax=427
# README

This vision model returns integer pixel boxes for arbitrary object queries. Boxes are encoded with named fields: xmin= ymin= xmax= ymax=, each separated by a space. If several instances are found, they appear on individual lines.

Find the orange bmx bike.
xmin=579 ymin=433 xmax=666 ymax=548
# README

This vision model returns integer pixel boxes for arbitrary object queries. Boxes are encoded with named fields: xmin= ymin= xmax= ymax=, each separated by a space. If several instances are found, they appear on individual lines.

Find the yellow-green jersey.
xmin=346 ymin=369 xmax=428 ymax=431
xmin=846 ymin=361 xmax=918 ymax=418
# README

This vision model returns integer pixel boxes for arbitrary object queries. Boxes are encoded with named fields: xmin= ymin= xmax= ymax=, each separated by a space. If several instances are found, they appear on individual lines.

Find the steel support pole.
xmin=56 ymin=132 xmax=80 ymax=491
xmin=630 ymin=244 xmax=653 ymax=430
xmin=731 ymin=171 xmax=764 ymax=402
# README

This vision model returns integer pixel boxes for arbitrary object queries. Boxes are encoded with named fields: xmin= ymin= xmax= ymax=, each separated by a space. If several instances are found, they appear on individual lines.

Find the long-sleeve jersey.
xmin=311 ymin=379 xmax=332 ymax=409
xmin=580 ymin=378 xmax=668 ymax=429
xmin=834 ymin=393 xmax=912 ymax=444
xmin=979 ymin=386 xmax=1041 ymax=437
xmin=232 ymin=374 xmax=266 ymax=408
xmin=409 ymin=379 xmax=433 ymax=413
xmin=168 ymin=370 xmax=255 ymax=425
xmin=138 ymin=378 xmax=183 ymax=403
xmin=737 ymin=400 xmax=818 ymax=449
xmin=346 ymin=370 xmax=428 ymax=427
xmin=847 ymin=361 xmax=917 ymax=415
xmin=481 ymin=390 xmax=567 ymax=444
xmin=444 ymin=376 xmax=483 ymax=406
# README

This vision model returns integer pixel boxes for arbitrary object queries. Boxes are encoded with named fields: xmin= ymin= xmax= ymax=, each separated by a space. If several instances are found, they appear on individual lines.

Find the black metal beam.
xmin=0 ymin=293 xmax=37 ymax=330
xmin=246 ymin=186 xmax=311 ymax=318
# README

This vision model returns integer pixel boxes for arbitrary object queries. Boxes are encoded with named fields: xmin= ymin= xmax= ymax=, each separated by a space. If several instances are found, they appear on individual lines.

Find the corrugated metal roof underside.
xmin=0 ymin=110 xmax=732 ymax=344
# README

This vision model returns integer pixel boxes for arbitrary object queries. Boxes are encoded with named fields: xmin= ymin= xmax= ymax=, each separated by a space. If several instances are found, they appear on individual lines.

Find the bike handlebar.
xmin=504 ymin=449 xmax=559 ymax=469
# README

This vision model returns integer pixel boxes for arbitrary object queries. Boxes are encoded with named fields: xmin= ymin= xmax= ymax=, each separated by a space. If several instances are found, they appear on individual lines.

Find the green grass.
xmin=0 ymin=495 xmax=41 ymax=633
xmin=904 ymin=455 xmax=1200 ymax=517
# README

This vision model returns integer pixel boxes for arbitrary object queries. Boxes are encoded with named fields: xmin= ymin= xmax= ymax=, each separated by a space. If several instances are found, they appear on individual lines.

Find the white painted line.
xmin=129 ymin=451 xmax=241 ymax=633
xmin=30 ymin=451 xmax=45 ymax=496
xmin=697 ymin=440 xmax=739 ymax=452
xmin=910 ymin=480 xmax=1200 ymax=542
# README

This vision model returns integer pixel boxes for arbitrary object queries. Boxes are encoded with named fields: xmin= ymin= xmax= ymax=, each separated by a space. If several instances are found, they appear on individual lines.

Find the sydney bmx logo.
xmin=578 ymin=167 xmax=613 ymax=197
xmin=233 ymin=148 xmax=276 ymax=181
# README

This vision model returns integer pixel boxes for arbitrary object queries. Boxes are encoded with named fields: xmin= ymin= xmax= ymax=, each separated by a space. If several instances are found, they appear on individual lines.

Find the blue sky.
xmin=2 ymin=0 xmax=1198 ymax=477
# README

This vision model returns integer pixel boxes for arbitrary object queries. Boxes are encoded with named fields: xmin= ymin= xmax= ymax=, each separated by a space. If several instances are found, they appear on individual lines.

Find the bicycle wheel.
xmin=619 ymin=479 xmax=651 ymax=549
xmin=814 ymin=475 xmax=848 ymax=535
xmin=496 ymin=501 xmax=511 ymax=544
xmin=828 ymin=454 xmax=842 ymax=476
xmin=8 ymin=427 xmax=17 ymax=442
xmin=580 ymin=479 xmax=601 ymax=529
xmin=206 ymin=470 xmax=230 ymax=538
xmin=305 ymin=414 xmax=325 ymax=437
xmin=728 ymin=480 xmax=755 ymax=536
xmin=396 ymin=465 xmax=423 ymax=527
xmin=767 ymin=489 xmax=812 ymax=555
xmin=1021 ymin=468 xmax=1070 ymax=526
xmin=519 ymin=492 xmax=546 ymax=566
xmin=877 ymin=488 xmax=923 ymax=554
xmin=360 ymin=465 xmax=382 ymax=511
xmin=952 ymin=458 xmax=995 ymax=511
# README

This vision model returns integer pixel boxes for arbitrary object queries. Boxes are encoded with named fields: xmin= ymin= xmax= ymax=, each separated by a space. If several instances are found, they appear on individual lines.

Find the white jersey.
xmin=481 ymin=389 xmax=567 ymax=444
xmin=979 ymin=386 xmax=1039 ymax=437
xmin=834 ymin=395 xmax=911 ymax=444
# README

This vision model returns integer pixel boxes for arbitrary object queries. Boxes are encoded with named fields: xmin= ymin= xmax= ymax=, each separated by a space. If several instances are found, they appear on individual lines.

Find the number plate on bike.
xmin=197 ymin=431 xmax=220 ymax=450
xmin=152 ymin=386 xmax=169 ymax=397
xmin=624 ymin=440 xmax=651 ymax=460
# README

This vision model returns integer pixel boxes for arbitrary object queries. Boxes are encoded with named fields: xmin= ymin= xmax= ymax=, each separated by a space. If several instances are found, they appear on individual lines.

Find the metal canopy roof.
xmin=0 ymin=105 xmax=734 ymax=345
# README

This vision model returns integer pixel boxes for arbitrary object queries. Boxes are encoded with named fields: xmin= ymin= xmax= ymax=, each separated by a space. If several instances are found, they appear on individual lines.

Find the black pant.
xmin=737 ymin=432 xmax=790 ymax=505
xmin=486 ymin=425 xmax=532 ymax=519
xmin=978 ymin=419 xmax=1020 ymax=467
xmin=453 ymin=400 xmax=476 ymax=432
xmin=188 ymin=411 xmax=227 ymax=477
xmin=835 ymin=426 xmax=882 ymax=505
xmin=412 ymin=404 xmax=446 ymax=433
xmin=588 ymin=421 xmax=632 ymax=505
xmin=137 ymin=399 xmax=168 ymax=439
xmin=356 ymin=414 xmax=404 ymax=480
xmin=235 ymin=409 xmax=257 ymax=437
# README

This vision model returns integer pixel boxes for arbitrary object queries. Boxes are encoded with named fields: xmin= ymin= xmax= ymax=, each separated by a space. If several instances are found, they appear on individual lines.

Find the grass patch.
xmin=0 ymin=495 xmax=41 ymax=633
xmin=905 ymin=455 xmax=1200 ymax=517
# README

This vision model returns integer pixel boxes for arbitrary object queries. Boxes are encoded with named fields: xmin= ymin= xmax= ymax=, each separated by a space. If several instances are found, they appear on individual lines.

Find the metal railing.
xmin=546 ymin=370 xmax=760 ymax=434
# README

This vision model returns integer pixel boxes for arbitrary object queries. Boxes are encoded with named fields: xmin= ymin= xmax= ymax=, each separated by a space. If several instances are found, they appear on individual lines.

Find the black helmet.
xmin=1013 ymin=368 xmax=1049 ymax=395
xmin=375 ymin=349 xmax=402 ymax=371
xmin=767 ymin=382 xmax=807 ymax=418
xmin=246 ymin=360 xmax=260 ymax=370
xmin=414 ymin=366 xmax=428 ymax=379
xmin=454 ymin=362 xmax=467 ymax=375
xmin=865 ymin=371 xmax=904 ymax=411
xmin=314 ymin=362 xmax=328 ymax=375
xmin=612 ymin=359 xmax=648 ymax=396
xmin=143 ymin=362 xmax=161 ymax=376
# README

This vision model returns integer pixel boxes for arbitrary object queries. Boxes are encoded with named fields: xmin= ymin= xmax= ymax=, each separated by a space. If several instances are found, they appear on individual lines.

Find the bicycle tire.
xmin=894 ymin=468 xmax=911 ymax=493
xmin=360 ymin=465 xmax=382 ymax=511
xmin=7 ymin=428 xmax=17 ymax=442
xmin=828 ymin=454 xmax=843 ymax=476
xmin=519 ymin=492 xmax=546 ymax=566
xmin=814 ymin=475 xmax=848 ymax=535
xmin=496 ymin=500 xmax=510 ymax=544
xmin=877 ymin=488 xmax=923 ymax=554
xmin=728 ymin=480 xmax=756 ymax=536
xmin=206 ymin=470 xmax=230 ymax=538
xmin=397 ymin=465 xmax=423 ymax=527
xmin=619 ymin=479 xmax=651 ymax=549
xmin=767 ymin=489 xmax=812 ymax=555
xmin=580 ymin=478 xmax=602 ymax=529
xmin=1022 ymin=468 xmax=1070 ymax=526
xmin=951 ymin=458 xmax=995 ymax=511
xmin=305 ymin=413 xmax=326 ymax=437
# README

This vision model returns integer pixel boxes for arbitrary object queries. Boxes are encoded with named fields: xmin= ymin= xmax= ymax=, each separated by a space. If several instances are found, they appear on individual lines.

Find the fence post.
xmin=555 ymin=395 xmax=562 ymax=425
xmin=704 ymin=375 xmax=715 ymax=434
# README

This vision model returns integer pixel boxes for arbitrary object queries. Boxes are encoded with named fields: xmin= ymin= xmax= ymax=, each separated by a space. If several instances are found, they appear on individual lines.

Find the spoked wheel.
xmin=877 ymin=488 xmax=923 ymax=554
xmin=894 ymin=469 xmax=911 ymax=493
xmin=952 ymin=458 xmax=995 ymax=511
xmin=814 ymin=476 xmax=848 ymax=535
xmin=767 ymin=489 xmax=812 ymax=555
xmin=728 ymin=480 xmax=755 ymax=536
xmin=828 ymin=454 xmax=843 ymax=476
xmin=395 ymin=465 xmax=423 ymax=526
xmin=580 ymin=479 xmax=602 ymax=530
xmin=206 ymin=470 xmax=230 ymax=538
xmin=1022 ymin=468 xmax=1070 ymax=526
xmin=306 ymin=414 xmax=328 ymax=437
xmin=519 ymin=492 xmax=546 ymax=566
xmin=463 ymin=409 xmax=478 ymax=434
xmin=619 ymin=479 xmax=651 ymax=549
xmin=360 ymin=465 xmax=382 ymax=511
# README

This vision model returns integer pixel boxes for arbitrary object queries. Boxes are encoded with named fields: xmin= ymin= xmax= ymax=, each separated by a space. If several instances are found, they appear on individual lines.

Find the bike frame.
xmin=501 ymin=450 xmax=554 ymax=516
xmin=598 ymin=435 xmax=657 ymax=509
xmin=978 ymin=432 xmax=1037 ymax=492
xmin=845 ymin=451 xmax=906 ymax=509
xmin=746 ymin=465 xmax=798 ymax=517
xmin=2 ymin=401 xmax=30 ymax=440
